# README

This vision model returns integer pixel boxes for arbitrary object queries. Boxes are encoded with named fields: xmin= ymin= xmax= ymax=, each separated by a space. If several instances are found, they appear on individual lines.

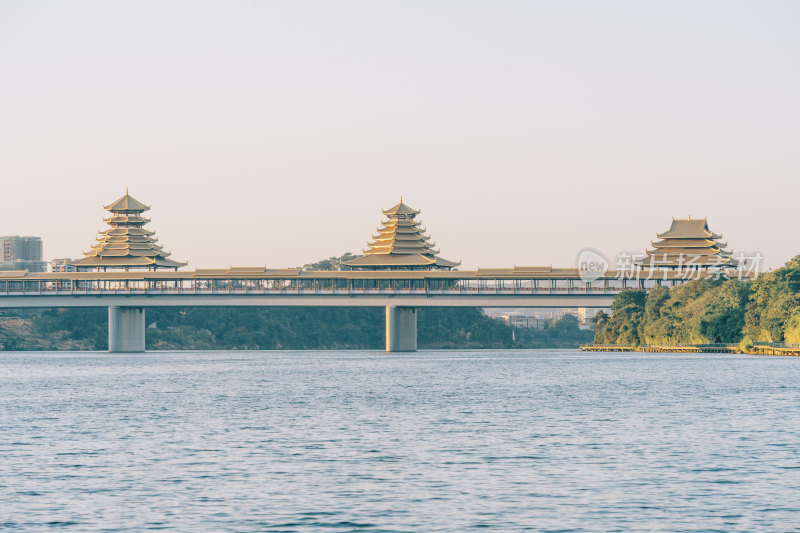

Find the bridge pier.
xmin=108 ymin=306 xmax=145 ymax=353
xmin=386 ymin=306 xmax=417 ymax=352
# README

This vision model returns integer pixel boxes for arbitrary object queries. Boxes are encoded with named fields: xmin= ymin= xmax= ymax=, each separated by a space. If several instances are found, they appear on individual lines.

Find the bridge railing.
xmin=753 ymin=342 xmax=800 ymax=349
xmin=643 ymin=343 xmax=740 ymax=348
xmin=0 ymin=274 xmax=696 ymax=297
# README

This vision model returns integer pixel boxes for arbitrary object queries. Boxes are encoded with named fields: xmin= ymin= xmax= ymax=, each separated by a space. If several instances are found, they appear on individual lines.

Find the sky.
xmin=1 ymin=0 xmax=798 ymax=270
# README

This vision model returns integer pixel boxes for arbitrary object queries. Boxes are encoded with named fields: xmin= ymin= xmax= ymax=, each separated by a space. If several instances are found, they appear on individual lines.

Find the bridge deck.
xmin=0 ymin=268 xmax=749 ymax=308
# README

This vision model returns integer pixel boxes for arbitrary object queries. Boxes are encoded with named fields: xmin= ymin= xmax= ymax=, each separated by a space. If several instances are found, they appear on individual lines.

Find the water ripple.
xmin=1 ymin=350 xmax=800 ymax=531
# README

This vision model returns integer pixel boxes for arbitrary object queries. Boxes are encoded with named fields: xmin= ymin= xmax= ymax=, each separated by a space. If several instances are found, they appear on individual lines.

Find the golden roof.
xmin=512 ymin=266 xmax=553 ymax=273
xmin=641 ymin=217 xmax=734 ymax=267
xmin=379 ymin=218 xmax=422 ymax=227
xmin=227 ymin=267 xmax=268 ymax=275
xmin=70 ymin=256 xmax=186 ymax=268
xmin=371 ymin=233 xmax=430 ymax=241
xmin=651 ymin=238 xmax=720 ymax=248
xmin=640 ymin=256 xmax=733 ymax=266
xmin=103 ymin=189 xmax=151 ymax=212
xmin=70 ymin=190 xmax=186 ymax=270
xmin=99 ymin=227 xmax=156 ymax=237
xmin=382 ymin=199 xmax=420 ymax=217
xmin=646 ymin=249 xmax=731 ymax=258
xmin=0 ymin=270 xmax=30 ymax=278
xmin=344 ymin=253 xmax=460 ymax=268
xmin=104 ymin=214 xmax=151 ymax=225
xmin=367 ymin=242 xmax=439 ymax=253
xmin=656 ymin=218 xmax=722 ymax=240
xmin=344 ymin=199 xmax=459 ymax=270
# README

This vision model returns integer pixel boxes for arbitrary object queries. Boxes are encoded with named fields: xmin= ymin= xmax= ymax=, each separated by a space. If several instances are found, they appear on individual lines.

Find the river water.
xmin=1 ymin=350 xmax=800 ymax=532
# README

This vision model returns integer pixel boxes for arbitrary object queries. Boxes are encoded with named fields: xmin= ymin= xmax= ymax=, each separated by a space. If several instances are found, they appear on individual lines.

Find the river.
xmin=2 ymin=350 xmax=799 ymax=531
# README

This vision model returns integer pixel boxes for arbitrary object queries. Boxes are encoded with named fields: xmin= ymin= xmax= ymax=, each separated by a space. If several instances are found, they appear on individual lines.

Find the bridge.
xmin=0 ymin=267 xmax=729 ymax=352
xmin=0 ymin=191 xmax=748 ymax=352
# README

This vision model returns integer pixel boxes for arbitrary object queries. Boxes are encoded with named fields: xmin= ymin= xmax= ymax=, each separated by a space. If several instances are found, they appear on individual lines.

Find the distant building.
xmin=499 ymin=313 xmax=547 ymax=330
xmin=50 ymin=258 xmax=76 ymax=273
xmin=577 ymin=308 xmax=602 ymax=322
xmin=1 ymin=236 xmax=46 ymax=272
xmin=491 ymin=307 xmax=608 ymax=331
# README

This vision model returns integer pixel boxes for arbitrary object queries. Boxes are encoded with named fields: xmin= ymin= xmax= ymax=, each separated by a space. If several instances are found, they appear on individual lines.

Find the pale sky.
xmin=1 ymin=1 xmax=798 ymax=270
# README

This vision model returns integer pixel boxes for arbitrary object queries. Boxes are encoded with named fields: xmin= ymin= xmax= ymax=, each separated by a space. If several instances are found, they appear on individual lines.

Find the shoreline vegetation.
xmin=0 ymin=307 xmax=591 ymax=352
xmin=0 ymin=255 xmax=594 ymax=352
xmin=588 ymin=255 xmax=800 ymax=355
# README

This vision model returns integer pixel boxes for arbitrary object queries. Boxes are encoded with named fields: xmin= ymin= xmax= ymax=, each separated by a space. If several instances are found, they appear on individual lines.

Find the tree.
xmin=594 ymin=290 xmax=646 ymax=345
xmin=302 ymin=253 xmax=358 ymax=271
xmin=743 ymin=255 xmax=800 ymax=342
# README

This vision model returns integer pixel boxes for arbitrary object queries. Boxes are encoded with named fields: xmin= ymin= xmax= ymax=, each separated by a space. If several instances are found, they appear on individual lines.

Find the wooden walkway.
xmin=750 ymin=345 xmax=800 ymax=356
xmin=638 ymin=345 xmax=739 ymax=354
xmin=580 ymin=343 xmax=800 ymax=356
xmin=579 ymin=345 xmax=636 ymax=352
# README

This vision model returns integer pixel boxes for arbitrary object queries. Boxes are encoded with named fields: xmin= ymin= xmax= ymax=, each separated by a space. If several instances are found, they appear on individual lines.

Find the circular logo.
xmin=577 ymin=248 xmax=609 ymax=282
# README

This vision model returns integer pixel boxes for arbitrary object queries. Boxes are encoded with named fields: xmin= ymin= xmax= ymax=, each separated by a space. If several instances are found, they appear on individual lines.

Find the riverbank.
xmin=591 ymin=255 xmax=800 ymax=352
xmin=581 ymin=343 xmax=800 ymax=356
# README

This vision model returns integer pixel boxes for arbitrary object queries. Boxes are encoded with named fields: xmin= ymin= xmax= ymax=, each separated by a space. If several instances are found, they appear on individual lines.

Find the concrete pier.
xmin=108 ymin=306 xmax=145 ymax=353
xmin=386 ymin=306 xmax=417 ymax=352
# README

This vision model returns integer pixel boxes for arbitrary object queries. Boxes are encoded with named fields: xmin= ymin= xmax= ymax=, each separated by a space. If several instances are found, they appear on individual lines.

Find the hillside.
xmin=593 ymin=255 xmax=800 ymax=346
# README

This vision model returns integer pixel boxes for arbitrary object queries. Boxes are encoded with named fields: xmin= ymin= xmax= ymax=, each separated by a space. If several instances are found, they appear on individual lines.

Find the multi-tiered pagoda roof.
xmin=343 ymin=199 xmax=460 ymax=270
xmin=640 ymin=217 xmax=734 ymax=267
xmin=70 ymin=190 xmax=186 ymax=271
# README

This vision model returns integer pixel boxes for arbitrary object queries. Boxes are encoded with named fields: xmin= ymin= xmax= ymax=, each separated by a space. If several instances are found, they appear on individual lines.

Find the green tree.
xmin=593 ymin=290 xmax=646 ymax=345
xmin=302 ymin=253 xmax=358 ymax=271
xmin=743 ymin=255 xmax=800 ymax=342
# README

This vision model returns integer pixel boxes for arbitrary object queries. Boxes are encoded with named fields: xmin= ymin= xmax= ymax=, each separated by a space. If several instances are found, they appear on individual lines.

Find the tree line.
xmin=593 ymin=255 xmax=800 ymax=347
xmin=0 ymin=306 xmax=592 ymax=351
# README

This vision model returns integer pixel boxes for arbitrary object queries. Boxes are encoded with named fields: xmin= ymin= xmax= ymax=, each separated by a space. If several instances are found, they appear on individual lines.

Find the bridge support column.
xmin=386 ymin=306 xmax=417 ymax=352
xmin=108 ymin=306 xmax=145 ymax=353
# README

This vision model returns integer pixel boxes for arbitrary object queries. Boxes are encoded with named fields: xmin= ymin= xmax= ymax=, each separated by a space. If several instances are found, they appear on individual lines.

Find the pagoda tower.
xmin=70 ymin=190 xmax=187 ymax=271
xmin=343 ymin=199 xmax=460 ymax=270
xmin=640 ymin=217 xmax=734 ymax=268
